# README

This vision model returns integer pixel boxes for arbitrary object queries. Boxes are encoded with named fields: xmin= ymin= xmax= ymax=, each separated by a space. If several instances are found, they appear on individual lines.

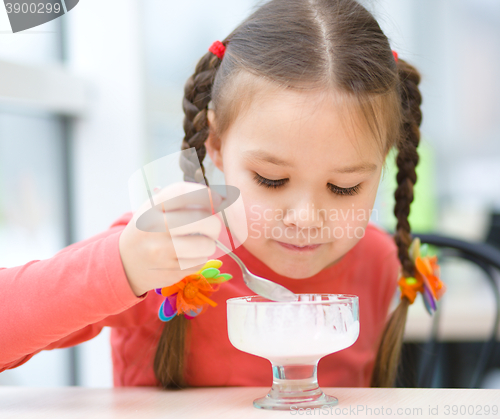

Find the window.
xmin=0 ymin=15 xmax=82 ymax=387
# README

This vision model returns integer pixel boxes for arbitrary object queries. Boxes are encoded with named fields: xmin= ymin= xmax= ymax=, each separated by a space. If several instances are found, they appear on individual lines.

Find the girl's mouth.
xmin=276 ymin=241 xmax=322 ymax=252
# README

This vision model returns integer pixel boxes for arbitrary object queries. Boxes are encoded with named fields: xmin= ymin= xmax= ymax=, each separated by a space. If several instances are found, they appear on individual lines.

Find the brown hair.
xmin=154 ymin=0 xmax=422 ymax=389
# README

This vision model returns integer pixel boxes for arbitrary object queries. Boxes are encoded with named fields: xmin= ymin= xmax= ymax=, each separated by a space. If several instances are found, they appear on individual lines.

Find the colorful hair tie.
xmin=398 ymin=237 xmax=446 ymax=315
xmin=155 ymin=259 xmax=232 ymax=321
xmin=209 ymin=40 xmax=226 ymax=60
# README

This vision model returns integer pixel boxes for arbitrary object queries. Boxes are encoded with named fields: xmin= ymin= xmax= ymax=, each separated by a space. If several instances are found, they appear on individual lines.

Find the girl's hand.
xmin=118 ymin=182 xmax=222 ymax=297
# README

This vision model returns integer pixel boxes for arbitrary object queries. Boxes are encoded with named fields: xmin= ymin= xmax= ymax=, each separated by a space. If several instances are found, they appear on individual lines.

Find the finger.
xmin=162 ymin=209 xmax=213 ymax=230
xmin=133 ymin=207 xmax=170 ymax=233
xmin=135 ymin=205 xmax=213 ymax=233
xmin=132 ymin=182 xmax=207 ymax=221
xmin=170 ymin=214 xmax=222 ymax=240
xmin=157 ymin=181 xmax=206 ymax=199
xmin=178 ymin=257 xmax=209 ymax=271
xmin=171 ymin=235 xmax=217 ymax=259
xmin=156 ymin=183 xmax=213 ymax=212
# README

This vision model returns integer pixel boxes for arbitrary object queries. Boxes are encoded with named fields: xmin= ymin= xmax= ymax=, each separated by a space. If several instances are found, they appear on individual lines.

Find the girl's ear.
xmin=206 ymin=109 xmax=224 ymax=172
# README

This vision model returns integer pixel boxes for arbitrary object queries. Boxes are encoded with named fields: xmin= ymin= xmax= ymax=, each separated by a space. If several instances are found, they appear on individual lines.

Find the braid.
xmin=393 ymin=59 xmax=422 ymax=277
xmin=154 ymin=47 xmax=224 ymax=389
xmin=180 ymin=50 xmax=224 ymax=185
xmin=371 ymin=58 xmax=422 ymax=387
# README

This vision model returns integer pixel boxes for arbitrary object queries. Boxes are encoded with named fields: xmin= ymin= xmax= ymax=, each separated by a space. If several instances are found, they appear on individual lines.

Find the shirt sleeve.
xmin=0 ymin=212 xmax=147 ymax=372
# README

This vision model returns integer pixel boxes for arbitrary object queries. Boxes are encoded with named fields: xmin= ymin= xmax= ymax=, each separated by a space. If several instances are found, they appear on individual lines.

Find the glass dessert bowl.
xmin=227 ymin=294 xmax=359 ymax=410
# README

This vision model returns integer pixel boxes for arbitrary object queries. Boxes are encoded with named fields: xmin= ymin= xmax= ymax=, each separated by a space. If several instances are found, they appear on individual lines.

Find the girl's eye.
xmin=253 ymin=173 xmax=289 ymax=189
xmin=327 ymin=183 xmax=361 ymax=196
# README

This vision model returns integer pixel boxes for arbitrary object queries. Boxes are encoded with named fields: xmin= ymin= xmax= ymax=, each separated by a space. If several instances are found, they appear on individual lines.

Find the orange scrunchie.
xmin=398 ymin=238 xmax=446 ymax=314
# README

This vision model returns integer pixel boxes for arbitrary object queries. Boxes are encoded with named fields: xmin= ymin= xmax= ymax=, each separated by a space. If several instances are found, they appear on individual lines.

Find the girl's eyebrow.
xmin=243 ymin=149 xmax=377 ymax=173
xmin=243 ymin=150 xmax=291 ymax=166
xmin=333 ymin=162 xmax=378 ymax=174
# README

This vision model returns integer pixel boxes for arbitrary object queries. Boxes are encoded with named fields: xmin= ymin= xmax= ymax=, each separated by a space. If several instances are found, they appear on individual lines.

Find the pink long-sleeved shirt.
xmin=0 ymin=212 xmax=400 ymax=387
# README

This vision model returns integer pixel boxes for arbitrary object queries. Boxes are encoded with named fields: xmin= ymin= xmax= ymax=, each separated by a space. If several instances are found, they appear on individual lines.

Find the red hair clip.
xmin=392 ymin=50 xmax=399 ymax=63
xmin=209 ymin=40 xmax=226 ymax=60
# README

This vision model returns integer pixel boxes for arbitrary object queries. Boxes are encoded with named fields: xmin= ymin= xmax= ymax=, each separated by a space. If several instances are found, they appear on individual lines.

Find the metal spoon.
xmin=214 ymin=239 xmax=297 ymax=302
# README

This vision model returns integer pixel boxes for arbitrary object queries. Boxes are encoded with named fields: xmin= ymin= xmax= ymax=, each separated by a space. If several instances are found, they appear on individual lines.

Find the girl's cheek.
xmin=244 ymin=201 xmax=275 ymax=240
xmin=222 ymin=173 xmax=266 ymax=242
xmin=311 ymin=200 xmax=373 ymax=242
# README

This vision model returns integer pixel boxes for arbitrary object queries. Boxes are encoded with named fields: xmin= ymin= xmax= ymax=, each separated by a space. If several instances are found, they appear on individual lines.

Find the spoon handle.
xmin=214 ymin=239 xmax=297 ymax=302
xmin=214 ymin=239 xmax=248 ymax=274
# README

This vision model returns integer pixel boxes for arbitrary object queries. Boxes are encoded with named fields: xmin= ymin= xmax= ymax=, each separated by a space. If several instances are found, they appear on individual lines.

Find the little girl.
xmin=0 ymin=0 xmax=423 ymax=389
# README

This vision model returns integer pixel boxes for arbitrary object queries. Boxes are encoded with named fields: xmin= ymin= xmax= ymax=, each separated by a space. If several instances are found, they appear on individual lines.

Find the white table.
xmin=0 ymin=386 xmax=499 ymax=419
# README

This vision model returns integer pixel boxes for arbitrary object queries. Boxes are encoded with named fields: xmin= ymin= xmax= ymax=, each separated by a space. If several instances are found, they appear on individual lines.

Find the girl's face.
xmin=206 ymin=87 xmax=386 ymax=279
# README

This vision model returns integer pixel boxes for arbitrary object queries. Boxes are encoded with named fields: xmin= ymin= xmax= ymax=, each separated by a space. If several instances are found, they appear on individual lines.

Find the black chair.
xmin=397 ymin=233 xmax=500 ymax=388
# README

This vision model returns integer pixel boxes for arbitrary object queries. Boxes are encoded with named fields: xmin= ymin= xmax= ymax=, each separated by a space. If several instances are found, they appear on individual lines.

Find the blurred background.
xmin=0 ymin=0 xmax=499 ymax=388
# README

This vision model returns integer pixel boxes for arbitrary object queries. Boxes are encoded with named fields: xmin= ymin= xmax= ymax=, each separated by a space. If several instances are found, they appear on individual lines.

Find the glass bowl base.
xmin=253 ymin=392 xmax=339 ymax=411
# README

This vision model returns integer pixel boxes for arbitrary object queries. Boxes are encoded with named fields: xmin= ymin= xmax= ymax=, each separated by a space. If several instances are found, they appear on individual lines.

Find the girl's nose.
xmin=282 ymin=198 xmax=325 ymax=230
